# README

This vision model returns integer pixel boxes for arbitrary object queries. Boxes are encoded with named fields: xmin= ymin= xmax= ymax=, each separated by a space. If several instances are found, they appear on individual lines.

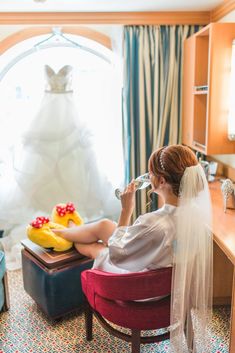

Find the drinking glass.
xmin=115 ymin=173 xmax=151 ymax=200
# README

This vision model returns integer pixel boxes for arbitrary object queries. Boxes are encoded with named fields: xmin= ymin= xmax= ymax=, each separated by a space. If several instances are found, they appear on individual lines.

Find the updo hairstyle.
xmin=148 ymin=145 xmax=198 ymax=197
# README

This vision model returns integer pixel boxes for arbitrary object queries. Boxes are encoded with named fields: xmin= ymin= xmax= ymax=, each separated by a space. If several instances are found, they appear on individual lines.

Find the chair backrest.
xmin=82 ymin=267 xmax=172 ymax=302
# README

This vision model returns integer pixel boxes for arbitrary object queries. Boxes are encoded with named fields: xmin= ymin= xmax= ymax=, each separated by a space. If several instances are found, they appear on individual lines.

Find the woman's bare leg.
xmin=53 ymin=218 xmax=117 ymax=244
xmin=74 ymin=242 xmax=106 ymax=259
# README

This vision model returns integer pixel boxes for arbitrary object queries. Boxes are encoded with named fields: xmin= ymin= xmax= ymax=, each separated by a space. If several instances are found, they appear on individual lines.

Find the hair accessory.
xmin=159 ymin=148 xmax=165 ymax=171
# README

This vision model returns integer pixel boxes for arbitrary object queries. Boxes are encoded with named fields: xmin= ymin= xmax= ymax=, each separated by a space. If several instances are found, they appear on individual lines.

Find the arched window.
xmin=0 ymin=27 xmax=124 ymax=187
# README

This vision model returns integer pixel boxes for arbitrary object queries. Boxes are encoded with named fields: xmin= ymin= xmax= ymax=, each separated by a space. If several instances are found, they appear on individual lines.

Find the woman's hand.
xmin=120 ymin=180 xmax=136 ymax=211
xmin=118 ymin=180 xmax=136 ymax=226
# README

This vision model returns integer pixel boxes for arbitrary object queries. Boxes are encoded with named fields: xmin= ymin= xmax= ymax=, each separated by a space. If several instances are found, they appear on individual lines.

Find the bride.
xmin=0 ymin=64 xmax=120 ymax=268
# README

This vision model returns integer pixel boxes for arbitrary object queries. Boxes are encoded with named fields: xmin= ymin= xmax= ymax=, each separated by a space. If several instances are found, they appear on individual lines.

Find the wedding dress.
xmin=0 ymin=65 xmax=120 ymax=269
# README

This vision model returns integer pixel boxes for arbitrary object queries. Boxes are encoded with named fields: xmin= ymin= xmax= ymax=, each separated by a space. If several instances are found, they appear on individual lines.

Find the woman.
xmin=54 ymin=144 xmax=213 ymax=352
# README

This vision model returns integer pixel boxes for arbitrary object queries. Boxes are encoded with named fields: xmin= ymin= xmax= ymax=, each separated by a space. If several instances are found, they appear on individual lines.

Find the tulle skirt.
xmin=0 ymin=92 xmax=120 ymax=269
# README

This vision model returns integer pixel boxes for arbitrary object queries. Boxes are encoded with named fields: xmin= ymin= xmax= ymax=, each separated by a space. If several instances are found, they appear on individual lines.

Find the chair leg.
xmin=2 ymin=272 xmax=10 ymax=311
xmin=131 ymin=329 xmax=141 ymax=353
xmin=84 ymin=301 xmax=93 ymax=341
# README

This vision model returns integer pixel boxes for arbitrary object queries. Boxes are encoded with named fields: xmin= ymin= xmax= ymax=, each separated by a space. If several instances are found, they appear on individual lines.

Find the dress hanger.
xmin=0 ymin=27 xmax=111 ymax=81
xmin=34 ymin=27 xmax=111 ymax=63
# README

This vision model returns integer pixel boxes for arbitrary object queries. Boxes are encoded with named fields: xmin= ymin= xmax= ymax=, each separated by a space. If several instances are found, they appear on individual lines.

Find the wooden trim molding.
xmin=0 ymin=11 xmax=210 ymax=25
xmin=1 ymin=0 xmax=235 ymax=26
xmin=0 ymin=26 xmax=112 ymax=54
xmin=211 ymin=0 xmax=235 ymax=22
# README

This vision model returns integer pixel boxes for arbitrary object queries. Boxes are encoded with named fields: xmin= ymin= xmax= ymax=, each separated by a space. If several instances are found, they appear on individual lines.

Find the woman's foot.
xmin=68 ymin=220 xmax=76 ymax=228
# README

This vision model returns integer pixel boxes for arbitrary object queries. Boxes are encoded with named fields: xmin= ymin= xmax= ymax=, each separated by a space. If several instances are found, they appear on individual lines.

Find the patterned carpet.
xmin=0 ymin=270 xmax=231 ymax=353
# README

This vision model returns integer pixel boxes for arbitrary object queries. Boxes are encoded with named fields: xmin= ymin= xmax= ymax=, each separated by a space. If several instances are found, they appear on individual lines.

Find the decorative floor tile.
xmin=0 ymin=270 xmax=230 ymax=353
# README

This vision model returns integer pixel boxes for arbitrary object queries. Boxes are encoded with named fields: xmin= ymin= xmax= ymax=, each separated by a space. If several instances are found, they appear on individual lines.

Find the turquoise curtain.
xmin=123 ymin=25 xmax=202 ymax=217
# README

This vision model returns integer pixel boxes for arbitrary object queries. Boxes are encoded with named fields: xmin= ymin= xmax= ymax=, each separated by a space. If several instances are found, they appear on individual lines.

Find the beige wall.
xmin=0 ymin=25 xmax=29 ymax=41
xmin=219 ymin=10 xmax=235 ymax=23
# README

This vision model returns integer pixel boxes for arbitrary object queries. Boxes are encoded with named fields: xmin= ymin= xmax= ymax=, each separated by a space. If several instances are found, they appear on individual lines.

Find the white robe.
xmin=93 ymin=204 xmax=176 ymax=273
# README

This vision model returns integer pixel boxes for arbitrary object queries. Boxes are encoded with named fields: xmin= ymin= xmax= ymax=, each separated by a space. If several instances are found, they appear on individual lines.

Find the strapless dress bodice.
xmin=44 ymin=64 xmax=73 ymax=93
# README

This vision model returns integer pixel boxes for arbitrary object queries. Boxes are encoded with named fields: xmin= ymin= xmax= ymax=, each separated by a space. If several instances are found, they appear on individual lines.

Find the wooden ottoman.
xmin=21 ymin=239 xmax=93 ymax=319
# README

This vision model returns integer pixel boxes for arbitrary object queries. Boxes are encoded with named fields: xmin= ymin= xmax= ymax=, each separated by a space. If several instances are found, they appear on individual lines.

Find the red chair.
xmin=81 ymin=267 xmax=172 ymax=353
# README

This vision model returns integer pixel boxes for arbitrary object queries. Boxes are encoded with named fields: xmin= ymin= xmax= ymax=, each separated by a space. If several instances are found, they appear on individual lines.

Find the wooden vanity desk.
xmin=210 ymin=181 xmax=235 ymax=352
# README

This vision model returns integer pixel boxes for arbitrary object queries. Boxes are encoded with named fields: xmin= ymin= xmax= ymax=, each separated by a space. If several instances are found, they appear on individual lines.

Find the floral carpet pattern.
xmin=0 ymin=270 xmax=231 ymax=353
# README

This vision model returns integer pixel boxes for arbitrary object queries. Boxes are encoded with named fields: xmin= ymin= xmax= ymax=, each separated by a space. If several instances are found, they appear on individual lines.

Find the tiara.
xmin=159 ymin=149 xmax=165 ymax=171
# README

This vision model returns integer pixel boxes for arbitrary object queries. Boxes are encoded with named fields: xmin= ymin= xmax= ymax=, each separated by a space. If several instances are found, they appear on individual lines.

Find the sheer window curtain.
xmin=122 ymin=25 xmax=202 ymax=218
xmin=0 ymin=27 xmax=124 ymax=270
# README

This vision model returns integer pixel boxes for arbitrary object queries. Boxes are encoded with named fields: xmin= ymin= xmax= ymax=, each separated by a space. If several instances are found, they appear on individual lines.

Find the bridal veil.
xmin=170 ymin=164 xmax=213 ymax=353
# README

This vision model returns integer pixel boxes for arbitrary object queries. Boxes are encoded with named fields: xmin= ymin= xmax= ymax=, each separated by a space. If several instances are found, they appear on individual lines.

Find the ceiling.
xmin=0 ymin=0 xmax=224 ymax=12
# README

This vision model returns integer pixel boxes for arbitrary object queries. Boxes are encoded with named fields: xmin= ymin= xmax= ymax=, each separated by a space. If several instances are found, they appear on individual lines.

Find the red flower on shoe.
xmin=56 ymin=202 xmax=76 ymax=217
xmin=30 ymin=216 xmax=50 ymax=229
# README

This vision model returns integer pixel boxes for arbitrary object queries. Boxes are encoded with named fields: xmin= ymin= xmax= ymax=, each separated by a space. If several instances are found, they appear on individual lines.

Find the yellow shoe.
xmin=27 ymin=216 xmax=73 ymax=252
xmin=51 ymin=202 xmax=84 ymax=227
